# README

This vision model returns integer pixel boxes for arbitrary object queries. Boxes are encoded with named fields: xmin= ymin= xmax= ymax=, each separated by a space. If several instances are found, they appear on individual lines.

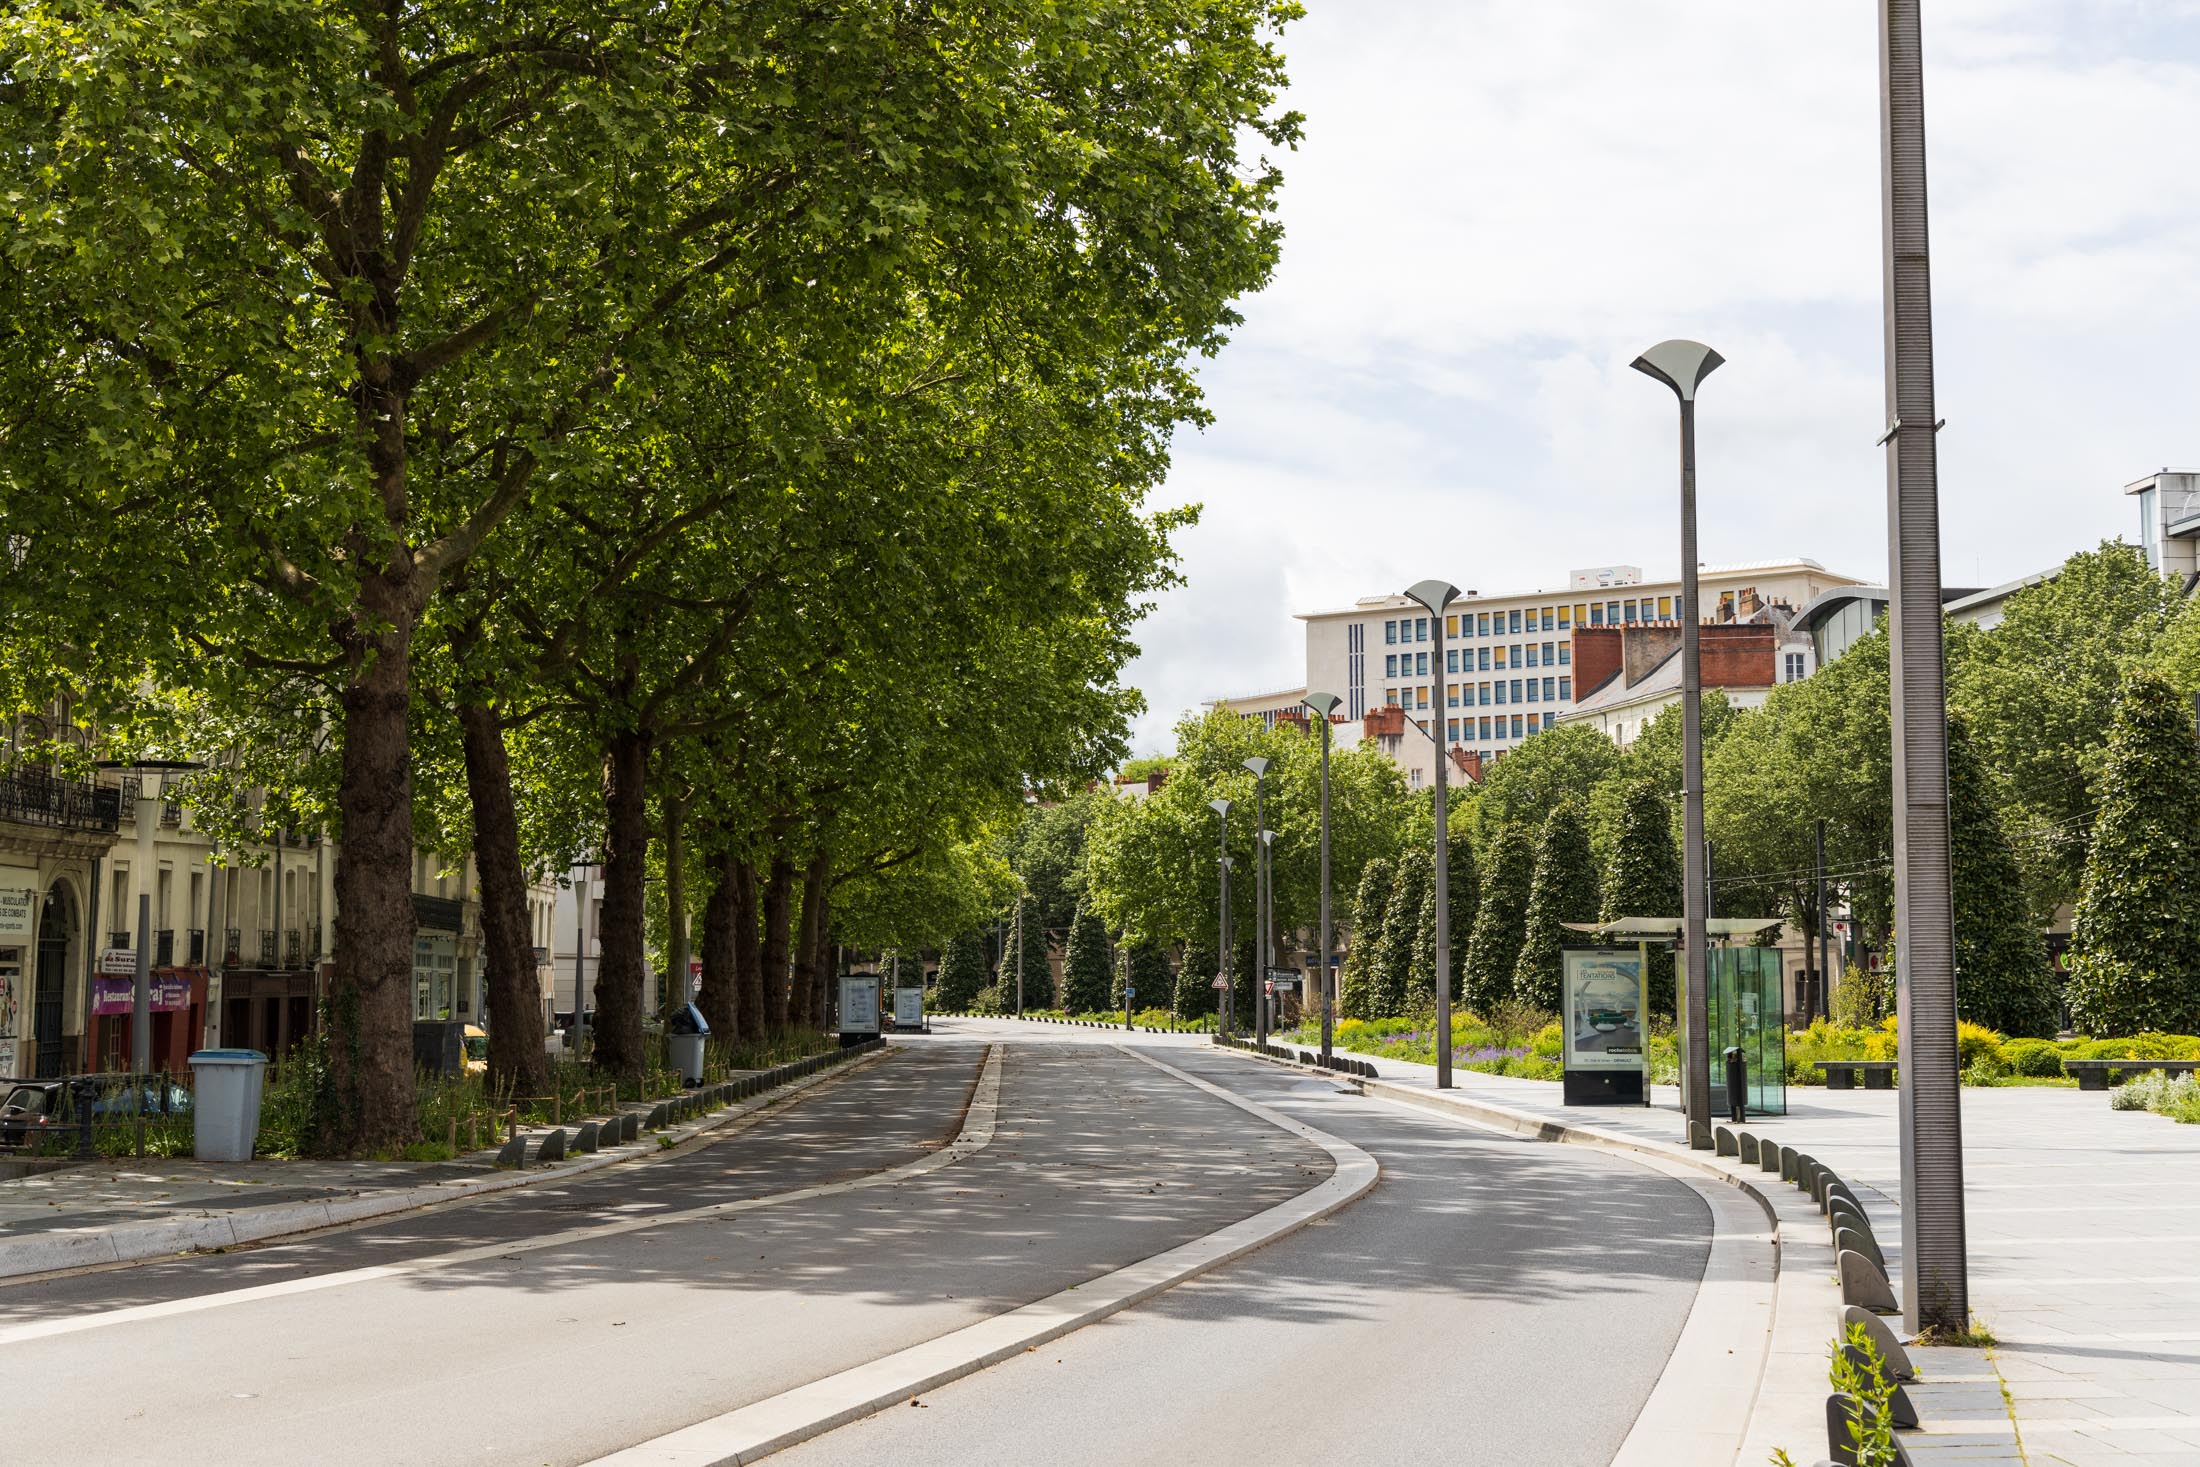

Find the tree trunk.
xmin=699 ymin=846 xmax=739 ymax=1040
xmin=323 ymin=595 xmax=421 ymax=1153
xmin=458 ymin=700 xmax=549 ymax=1099
xmin=593 ymin=726 xmax=652 ymax=1074
xmin=733 ymin=858 xmax=763 ymax=1036
xmin=663 ymin=791 xmax=689 ymax=1022
xmin=759 ymin=854 xmax=795 ymax=1031
xmin=793 ymin=854 xmax=831 ymax=1028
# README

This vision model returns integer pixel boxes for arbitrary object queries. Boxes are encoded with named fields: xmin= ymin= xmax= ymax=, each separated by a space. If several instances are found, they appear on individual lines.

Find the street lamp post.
xmin=1303 ymin=693 xmax=1341 ymax=1066
xmin=1209 ymin=798 xmax=1232 ymax=1039
xmin=1258 ymin=828 xmax=1278 ymax=1036
xmin=1241 ymin=759 xmax=1270 ymax=1047
xmin=1630 ymin=340 xmax=1723 ymax=1145
xmin=1403 ymin=581 xmax=1461 ymax=1089
xmin=1880 ymin=0 xmax=1967 ymax=1334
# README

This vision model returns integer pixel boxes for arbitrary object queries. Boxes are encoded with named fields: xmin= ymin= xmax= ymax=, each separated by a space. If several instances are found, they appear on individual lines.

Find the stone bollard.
xmin=536 ymin=1128 xmax=569 ymax=1164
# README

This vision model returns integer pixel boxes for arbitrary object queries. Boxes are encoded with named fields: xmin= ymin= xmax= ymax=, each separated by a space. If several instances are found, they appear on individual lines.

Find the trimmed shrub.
xmin=1175 ymin=941 xmax=1219 ymax=1019
xmin=1339 ymin=858 xmax=1394 ymax=1021
xmin=2003 ymin=1038 xmax=2065 ymax=1078
xmin=934 ymin=932 xmax=989 ymax=1012
xmin=1373 ymin=847 xmax=1433 ymax=1017
xmin=1513 ymin=802 xmax=1599 ymax=1013
xmin=1462 ymin=825 xmax=1535 ymax=1014
xmin=1061 ymin=901 xmax=1113 ymax=1014
xmin=1956 ymin=1021 xmax=2008 ymax=1075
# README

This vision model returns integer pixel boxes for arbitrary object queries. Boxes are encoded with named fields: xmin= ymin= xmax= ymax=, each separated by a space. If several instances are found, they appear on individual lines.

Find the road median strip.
xmin=579 ymin=1044 xmax=1378 ymax=1467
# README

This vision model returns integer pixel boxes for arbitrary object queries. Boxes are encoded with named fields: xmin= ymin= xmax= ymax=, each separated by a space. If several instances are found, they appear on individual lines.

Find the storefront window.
xmin=414 ymin=933 xmax=458 ymax=1019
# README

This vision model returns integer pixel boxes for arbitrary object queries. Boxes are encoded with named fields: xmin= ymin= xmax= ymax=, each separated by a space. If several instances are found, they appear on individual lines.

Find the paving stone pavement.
xmin=1270 ymin=1039 xmax=2200 ymax=1467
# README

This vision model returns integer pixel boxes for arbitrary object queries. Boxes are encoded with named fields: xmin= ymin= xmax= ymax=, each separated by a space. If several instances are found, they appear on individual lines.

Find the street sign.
xmin=99 ymin=948 xmax=137 ymax=976
xmin=1210 ymin=974 xmax=1229 ymax=990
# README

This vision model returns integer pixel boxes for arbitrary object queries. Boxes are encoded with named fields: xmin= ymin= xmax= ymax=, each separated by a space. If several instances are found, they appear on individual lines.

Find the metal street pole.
xmin=1881 ymin=0 xmax=1967 ymax=1334
xmin=573 ymin=862 xmax=591 ymax=1053
xmin=1012 ymin=887 xmax=1025 ymax=1018
xmin=1259 ymin=829 xmax=1278 ymax=1036
xmin=1631 ymin=340 xmax=1722 ymax=1145
xmin=1304 ymin=693 xmax=1341 ymax=1066
xmin=132 ymin=781 xmax=157 ymax=1078
xmin=1815 ymin=818 xmax=1831 ymax=1024
xmin=1242 ymin=759 xmax=1270 ymax=1047
xmin=1210 ymin=798 xmax=1232 ymax=1039
xmin=1405 ymin=580 xmax=1462 ymax=1089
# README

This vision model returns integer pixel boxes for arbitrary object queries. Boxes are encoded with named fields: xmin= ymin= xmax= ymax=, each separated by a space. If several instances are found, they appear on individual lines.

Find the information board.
xmin=838 ymin=974 xmax=882 ymax=1036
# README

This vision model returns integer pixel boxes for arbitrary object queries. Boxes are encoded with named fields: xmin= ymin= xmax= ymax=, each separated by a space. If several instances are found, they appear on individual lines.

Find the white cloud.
xmin=1121 ymin=0 xmax=2200 ymax=755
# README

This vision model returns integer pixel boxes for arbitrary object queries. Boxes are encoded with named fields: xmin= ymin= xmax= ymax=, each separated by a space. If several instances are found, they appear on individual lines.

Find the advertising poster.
xmin=838 ymin=975 xmax=882 ymax=1035
xmin=1562 ymin=949 xmax=1645 ymax=1072
xmin=892 ymin=987 xmax=924 ymax=1029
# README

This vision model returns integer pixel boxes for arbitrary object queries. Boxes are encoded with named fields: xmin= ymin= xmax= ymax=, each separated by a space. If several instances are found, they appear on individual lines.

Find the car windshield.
xmin=463 ymin=1035 xmax=488 ymax=1061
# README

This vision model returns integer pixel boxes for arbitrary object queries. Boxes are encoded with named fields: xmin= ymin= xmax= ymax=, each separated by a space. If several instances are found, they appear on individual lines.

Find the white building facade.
xmin=1293 ymin=559 xmax=1861 ymax=784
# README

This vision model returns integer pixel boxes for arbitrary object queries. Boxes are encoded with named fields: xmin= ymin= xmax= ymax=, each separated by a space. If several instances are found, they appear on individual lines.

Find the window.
xmin=1476 ymin=717 xmax=1490 ymax=739
xmin=1446 ymin=649 xmax=1459 ymax=673
xmin=1607 ymin=601 xmax=1620 ymax=623
xmin=1623 ymin=600 xmax=1638 ymax=623
xmin=1416 ymin=617 xmax=1429 ymax=642
xmin=1658 ymin=595 xmax=1673 ymax=619
xmin=1478 ymin=647 xmax=1491 ymax=671
xmin=1479 ymin=682 xmax=1491 ymax=705
xmin=1558 ymin=676 xmax=1572 ymax=699
xmin=1416 ymin=651 xmax=1429 ymax=676
xmin=1558 ymin=644 xmax=1571 ymax=666
xmin=1511 ymin=678 xmax=1523 ymax=702
xmin=1385 ymin=619 xmax=1397 ymax=644
xmin=1448 ymin=683 xmax=1460 ymax=707
xmin=1477 ymin=612 xmax=1490 ymax=637
xmin=1512 ymin=714 xmax=1525 ymax=738
xmin=1543 ymin=641 xmax=1556 ymax=663
xmin=1417 ymin=686 xmax=1430 ymax=709
xmin=1385 ymin=654 xmax=1398 ymax=678
xmin=1348 ymin=622 xmax=1366 ymax=719
xmin=1590 ymin=603 xmax=1604 ymax=626
xmin=1541 ymin=608 xmax=1555 ymax=631
xmin=1525 ymin=645 xmax=1539 ymax=668
xmin=1526 ymin=679 xmax=1539 ymax=703
xmin=1557 ymin=605 xmax=1572 ymax=628
xmin=1493 ymin=646 xmax=1506 ymax=669
xmin=1447 ymin=615 xmax=1459 ymax=637
xmin=1785 ymin=651 xmax=1808 ymax=683
xmin=1543 ymin=677 xmax=1556 ymax=702
xmin=1448 ymin=718 xmax=1460 ymax=741
xmin=1508 ymin=609 xmax=1522 ymax=634
xmin=1385 ymin=688 xmax=1399 ymax=706
xmin=1494 ymin=681 xmax=1507 ymax=705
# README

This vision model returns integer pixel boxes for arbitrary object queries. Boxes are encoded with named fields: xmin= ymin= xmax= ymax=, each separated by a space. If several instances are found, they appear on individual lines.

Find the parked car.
xmin=0 ymin=1082 xmax=64 ymax=1146
xmin=91 ymin=1080 xmax=193 ymax=1119
xmin=461 ymin=1025 xmax=488 ymax=1075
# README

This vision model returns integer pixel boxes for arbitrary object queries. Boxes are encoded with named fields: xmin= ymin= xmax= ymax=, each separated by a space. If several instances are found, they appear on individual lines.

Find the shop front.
xmin=88 ymin=962 xmax=210 ymax=1076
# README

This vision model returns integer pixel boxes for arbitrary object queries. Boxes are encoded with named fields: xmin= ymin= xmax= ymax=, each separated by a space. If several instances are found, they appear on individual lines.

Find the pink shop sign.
xmin=92 ymin=974 xmax=193 ymax=1016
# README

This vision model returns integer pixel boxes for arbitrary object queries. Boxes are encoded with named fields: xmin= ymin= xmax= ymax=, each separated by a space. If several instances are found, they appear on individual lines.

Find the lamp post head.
xmin=1241 ymin=757 xmax=1270 ymax=780
xmin=1403 ymin=580 xmax=1461 ymax=620
xmin=1259 ymin=829 xmax=1277 ymax=847
xmin=1209 ymin=798 xmax=1231 ymax=820
xmin=1630 ymin=340 xmax=1724 ymax=402
xmin=1219 ymin=855 xmax=1235 ymax=871
xmin=1302 ymin=691 xmax=1341 ymax=719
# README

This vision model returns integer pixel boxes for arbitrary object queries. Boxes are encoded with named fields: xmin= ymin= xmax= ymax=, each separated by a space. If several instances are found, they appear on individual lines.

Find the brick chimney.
xmin=1363 ymin=705 xmax=1405 ymax=737
xmin=1572 ymin=626 xmax=1622 ymax=699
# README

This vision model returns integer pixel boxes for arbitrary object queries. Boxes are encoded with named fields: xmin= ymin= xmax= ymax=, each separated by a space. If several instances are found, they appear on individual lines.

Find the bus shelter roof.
xmin=1560 ymin=916 xmax=1784 ymax=942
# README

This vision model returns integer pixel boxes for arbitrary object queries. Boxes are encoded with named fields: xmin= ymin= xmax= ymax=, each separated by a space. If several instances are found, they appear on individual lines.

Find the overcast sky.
xmin=1118 ymin=0 xmax=2200 ymax=756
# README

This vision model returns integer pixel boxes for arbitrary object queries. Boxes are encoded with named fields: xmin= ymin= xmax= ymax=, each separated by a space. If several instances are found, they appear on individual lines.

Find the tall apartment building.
xmin=1291 ymin=559 xmax=1862 ymax=787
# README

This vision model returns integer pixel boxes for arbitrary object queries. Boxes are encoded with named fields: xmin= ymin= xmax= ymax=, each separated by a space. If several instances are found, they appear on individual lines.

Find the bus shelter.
xmin=1562 ymin=917 xmax=1788 ymax=1119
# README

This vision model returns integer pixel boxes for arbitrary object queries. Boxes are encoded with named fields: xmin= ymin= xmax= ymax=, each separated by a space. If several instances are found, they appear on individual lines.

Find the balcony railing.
xmin=160 ymin=797 xmax=183 ymax=827
xmin=224 ymin=928 xmax=242 ymax=963
xmin=154 ymin=929 xmax=174 ymax=966
xmin=284 ymin=930 xmax=303 ymax=965
xmin=257 ymin=929 xmax=277 ymax=966
xmin=0 ymin=770 xmax=122 ymax=835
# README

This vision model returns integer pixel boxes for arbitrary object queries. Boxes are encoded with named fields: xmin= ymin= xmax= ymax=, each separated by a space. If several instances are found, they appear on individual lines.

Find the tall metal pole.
xmin=573 ymin=862 xmax=591 ymax=1051
xmin=1815 ymin=818 xmax=1831 ymax=1024
xmin=1210 ymin=798 xmax=1232 ymax=1040
xmin=1305 ymin=693 xmax=1341 ymax=1068
xmin=1881 ymin=0 xmax=1967 ymax=1334
xmin=1012 ymin=890 xmax=1025 ymax=1018
xmin=1630 ymin=342 xmax=1722 ymax=1146
xmin=1405 ymin=582 xmax=1462 ymax=1089
xmin=1242 ymin=762 xmax=1269 ymax=1047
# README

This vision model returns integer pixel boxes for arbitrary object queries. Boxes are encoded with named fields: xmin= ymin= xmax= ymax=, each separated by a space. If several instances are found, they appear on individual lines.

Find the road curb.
xmin=580 ymin=1044 xmax=1379 ymax=1467
xmin=0 ymin=1046 xmax=889 ymax=1283
xmin=1213 ymin=1044 xmax=1832 ymax=1467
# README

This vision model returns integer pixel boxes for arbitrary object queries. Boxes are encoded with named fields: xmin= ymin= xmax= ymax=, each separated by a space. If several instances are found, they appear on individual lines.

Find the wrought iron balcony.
xmin=0 ymin=769 xmax=122 ymax=834
xmin=257 ymin=929 xmax=277 ymax=966
xmin=224 ymin=928 xmax=242 ymax=963
xmin=284 ymin=929 xmax=303 ymax=965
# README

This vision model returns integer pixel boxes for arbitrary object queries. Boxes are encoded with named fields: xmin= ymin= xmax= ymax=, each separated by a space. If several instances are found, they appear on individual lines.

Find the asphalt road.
xmin=0 ymin=1040 xmax=1332 ymax=1466
xmin=773 ymin=1037 xmax=1713 ymax=1467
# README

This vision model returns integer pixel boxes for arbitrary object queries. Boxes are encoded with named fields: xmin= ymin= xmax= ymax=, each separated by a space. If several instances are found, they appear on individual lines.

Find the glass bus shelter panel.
xmin=1706 ymin=946 xmax=1788 ymax=1118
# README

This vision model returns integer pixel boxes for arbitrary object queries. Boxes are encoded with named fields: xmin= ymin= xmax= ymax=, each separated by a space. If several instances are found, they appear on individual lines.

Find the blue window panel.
xmin=1494 ymin=682 xmax=1507 ymax=705
xmin=1558 ymin=645 xmax=1571 ymax=665
xmin=1543 ymin=677 xmax=1556 ymax=701
xmin=1385 ymin=620 xmax=1397 ymax=644
xmin=1477 ymin=613 xmax=1491 ymax=636
xmin=1511 ymin=679 xmax=1523 ymax=702
xmin=1526 ymin=680 xmax=1539 ymax=703
xmin=1512 ymin=715 xmax=1525 ymax=738
xmin=1589 ymin=605 xmax=1604 ymax=625
xmin=1385 ymin=654 xmax=1397 ymax=677
xmin=1446 ymin=649 xmax=1459 ymax=673
xmin=1416 ymin=617 xmax=1429 ymax=642
xmin=1558 ymin=677 xmax=1572 ymax=699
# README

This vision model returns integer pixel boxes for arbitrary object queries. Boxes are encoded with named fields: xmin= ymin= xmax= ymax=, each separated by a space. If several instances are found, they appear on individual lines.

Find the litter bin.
xmin=188 ymin=1049 xmax=269 ymax=1162
xmin=668 ymin=1003 xmax=710 ymax=1086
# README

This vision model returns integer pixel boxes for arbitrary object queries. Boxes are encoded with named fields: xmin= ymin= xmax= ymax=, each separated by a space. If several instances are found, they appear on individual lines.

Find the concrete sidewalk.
xmin=1276 ymin=1038 xmax=2199 ymax=1466
xmin=0 ymin=1049 xmax=880 ymax=1278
